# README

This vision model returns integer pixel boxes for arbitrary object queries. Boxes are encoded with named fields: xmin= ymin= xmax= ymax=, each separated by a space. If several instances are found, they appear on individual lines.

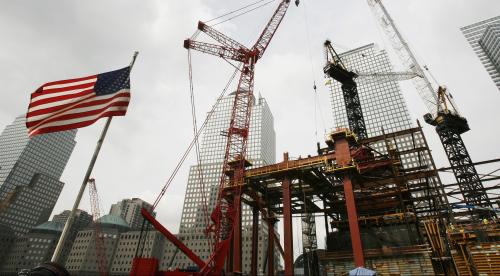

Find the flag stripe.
xmin=27 ymin=93 xmax=130 ymax=126
xmin=27 ymin=91 xmax=129 ymax=128
xmin=28 ymin=100 xmax=129 ymax=132
xmin=31 ymin=86 xmax=96 ymax=102
xmin=28 ymin=109 xmax=127 ymax=137
xmin=39 ymin=81 xmax=96 ymax=95
xmin=41 ymin=75 xmax=97 ymax=88
xmin=29 ymin=89 xmax=95 ymax=108
xmin=28 ymin=92 xmax=95 ymax=114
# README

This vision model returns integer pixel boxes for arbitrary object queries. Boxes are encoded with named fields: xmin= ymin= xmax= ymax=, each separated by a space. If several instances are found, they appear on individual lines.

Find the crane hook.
xmin=295 ymin=0 xmax=300 ymax=7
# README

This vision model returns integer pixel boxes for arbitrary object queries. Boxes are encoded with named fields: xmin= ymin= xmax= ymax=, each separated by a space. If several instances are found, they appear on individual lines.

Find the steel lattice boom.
xmin=88 ymin=178 xmax=108 ymax=276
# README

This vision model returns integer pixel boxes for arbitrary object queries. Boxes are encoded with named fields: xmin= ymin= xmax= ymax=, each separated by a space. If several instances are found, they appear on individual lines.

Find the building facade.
xmin=65 ymin=214 xmax=130 ymax=276
xmin=110 ymin=230 xmax=165 ymax=275
xmin=0 ymin=115 xmax=76 ymax=239
xmin=0 ymin=209 xmax=91 ymax=274
xmin=51 ymin=209 xmax=93 ymax=266
xmin=1 ymin=221 xmax=64 ymax=275
xmin=160 ymin=92 xmax=276 ymax=273
xmin=109 ymin=198 xmax=154 ymax=230
xmin=461 ymin=16 xmax=500 ymax=90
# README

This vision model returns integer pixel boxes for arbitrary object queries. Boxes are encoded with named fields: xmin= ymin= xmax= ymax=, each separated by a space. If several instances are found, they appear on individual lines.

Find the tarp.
xmin=349 ymin=267 xmax=377 ymax=276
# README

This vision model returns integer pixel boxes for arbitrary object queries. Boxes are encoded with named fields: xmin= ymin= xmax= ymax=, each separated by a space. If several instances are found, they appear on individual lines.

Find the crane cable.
xmin=209 ymin=0 xmax=277 ymax=26
xmin=136 ymin=66 xmax=241 ymax=259
xmin=205 ymin=0 xmax=272 ymax=24
xmin=300 ymin=0 xmax=326 ymax=139
xmin=188 ymin=48 xmax=212 ymax=249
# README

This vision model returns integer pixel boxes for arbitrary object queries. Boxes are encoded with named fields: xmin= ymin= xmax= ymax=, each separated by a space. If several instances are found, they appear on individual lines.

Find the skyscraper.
xmin=328 ymin=43 xmax=414 ymax=137
xmin=160 ymin=92 xmax=276 ymax=273
xmin=461 ymin=16 xmax=500 ymax=90
xmin=109 ymin=198 xmax=154 ymax=230
xmin=0 ymin=115 xmax=76 ymax=239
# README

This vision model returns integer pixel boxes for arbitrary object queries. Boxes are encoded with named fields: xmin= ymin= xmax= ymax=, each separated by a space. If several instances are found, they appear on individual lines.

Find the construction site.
xmin=124 ymin=1 xmax=500 ymax=275
xmin=116 ymin=0 xmax=500 ymax=275
xmin=2 ymin=1 xmax=494 ymax=276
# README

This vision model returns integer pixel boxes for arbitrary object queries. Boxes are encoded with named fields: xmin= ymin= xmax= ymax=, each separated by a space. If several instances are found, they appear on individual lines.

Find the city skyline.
xmin=0 ymin=0 xmax=499 ymax=259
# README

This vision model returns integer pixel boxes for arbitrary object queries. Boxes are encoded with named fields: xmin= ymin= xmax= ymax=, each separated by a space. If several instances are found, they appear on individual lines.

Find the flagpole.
xmin=51 ymin=51 xmax=139 ymax=264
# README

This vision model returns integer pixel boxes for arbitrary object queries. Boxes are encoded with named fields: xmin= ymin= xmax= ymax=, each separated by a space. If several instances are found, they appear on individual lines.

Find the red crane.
xmin=131 ymin=1 xmax=294 ymax=275
xmin=88 ymin=178 xmax=108 ymax=276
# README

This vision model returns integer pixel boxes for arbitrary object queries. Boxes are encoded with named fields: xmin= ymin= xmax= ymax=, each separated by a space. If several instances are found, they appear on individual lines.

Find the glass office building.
xmin=0 ymin=115 xmax=76 ymax=239
xmin=161 ymin=92 xmax=276 ymax=273
xmin=461 ymin=16 xmax=500 ymax=90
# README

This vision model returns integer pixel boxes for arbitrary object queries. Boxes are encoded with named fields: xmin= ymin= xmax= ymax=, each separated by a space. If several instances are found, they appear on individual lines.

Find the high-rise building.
xmin=461 ymin=16 xmax=500 ymax=90
xmin=328 ymin=43 xmax=413 ymax=137
xmin=0 ymin=115 xmax=76 ymax=239
xmin=160 ymin=92 xmax=276 ymax=273
xmin=109 ymin=198 xmax=154 ymax=230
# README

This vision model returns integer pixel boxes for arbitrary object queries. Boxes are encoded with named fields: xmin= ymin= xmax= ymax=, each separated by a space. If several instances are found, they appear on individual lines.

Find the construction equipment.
xmin=323 ymin=40 xmax=421 ymax=140
xmin=131 ymin=1 xmax=294 ymax=274
xmin=88 ymin=178 xmax=108 ymax=276
xmin=324 ymin=40 xmax=368 ymax=140
xmin=367 ymin=0 xmax=493 ymax=218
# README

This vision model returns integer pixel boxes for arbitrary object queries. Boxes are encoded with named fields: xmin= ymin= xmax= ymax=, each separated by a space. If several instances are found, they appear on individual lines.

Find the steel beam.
xmin=267 ymin=217 xmax=277 ymax=276
xmin=334 ymin=136 xmax=365 ymax=268
xmin=282 ymin=175 xmax=294 ymax=275
xmin=251 ymin=206 xmax=259 ymax=275
xmin=233 ymin=191 xmax=242 ymax=272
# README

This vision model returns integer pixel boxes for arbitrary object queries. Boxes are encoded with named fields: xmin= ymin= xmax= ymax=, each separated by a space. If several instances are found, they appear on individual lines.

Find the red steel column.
xmin=233 ymin=191 xmax=242 ymax=272
xmin=282 ymin=175 xmax=294 ymax=275
xmin=334 ymin=135 xmax=365 ymax=267
xmin=251 ymin=206 xmax=259 ymax=275
xmin=267 ymin=218 xmax=276 ymax=276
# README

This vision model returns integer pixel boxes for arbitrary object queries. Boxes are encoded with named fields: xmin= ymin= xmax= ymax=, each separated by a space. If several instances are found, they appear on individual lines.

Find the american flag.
xmin=26 ymin=66 xmax=131 ymax=137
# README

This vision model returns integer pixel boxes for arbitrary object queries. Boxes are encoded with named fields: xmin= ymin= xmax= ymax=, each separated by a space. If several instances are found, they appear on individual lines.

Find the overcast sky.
xmin=1 ymin=0 xmax=499 ymax=259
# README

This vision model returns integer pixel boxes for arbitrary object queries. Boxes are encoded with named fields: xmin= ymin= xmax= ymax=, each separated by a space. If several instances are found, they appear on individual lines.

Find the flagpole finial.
xmin=130 ymin=51 xmax=139 ymax=68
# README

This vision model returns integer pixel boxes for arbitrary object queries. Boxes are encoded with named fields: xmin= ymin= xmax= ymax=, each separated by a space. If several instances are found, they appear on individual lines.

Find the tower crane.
xmin=324 ymin=40 xmax=369 ymax=140
xmin=131 ymin=1 xmax=295 ymax=275
xmin=367 ymin=0 xmax=493 ymax=218
xmin=88 ymin=178 xmax=108 ymax=276
xmin=323 ymin=40 xmax=421 ymax=140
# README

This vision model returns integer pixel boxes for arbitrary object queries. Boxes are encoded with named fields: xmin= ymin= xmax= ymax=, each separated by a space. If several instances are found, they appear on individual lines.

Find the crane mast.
xmin=324 ymin=40 xmax=368 ymax=140
xmin=88 ymin=178 xmax=108 ymax=276
xmin=367 ymin=0 xmax=493 ymax=218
